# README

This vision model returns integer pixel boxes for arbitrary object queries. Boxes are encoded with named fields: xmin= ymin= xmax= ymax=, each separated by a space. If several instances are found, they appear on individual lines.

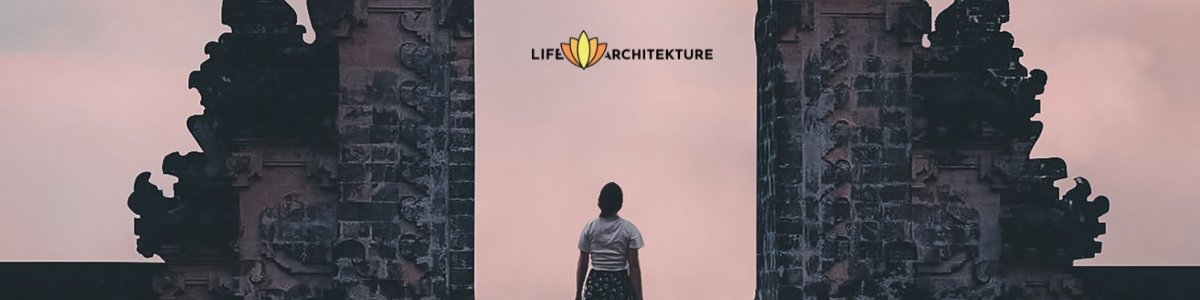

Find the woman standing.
xmin=575 ymin=182 xmax=645 ymax=300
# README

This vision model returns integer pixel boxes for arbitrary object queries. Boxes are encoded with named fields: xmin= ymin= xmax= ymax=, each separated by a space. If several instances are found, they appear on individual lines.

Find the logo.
xmin=562 ymin=31 xmax=607 ymax=70
xmin=532 ymin=30 xmax=715 ymax=70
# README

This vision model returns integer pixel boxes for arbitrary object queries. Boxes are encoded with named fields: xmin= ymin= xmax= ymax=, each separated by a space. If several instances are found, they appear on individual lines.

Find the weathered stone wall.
xmin=910 ymin=0 xmax=1107 ymax=298
xmin=128 ymin=0 xmax=342 ymax=297
xmin=331 ymin=0 xmax=475 ymax=298
xmin=121 ymin=0 xmax=1119 ymax=298
xmin=758 ymin=0 xmax=1108 ymax=299
xmin=757 ymin=0 xmax=930 ymax=298
xmin=126 ymin=0 xmax=474 ymax=299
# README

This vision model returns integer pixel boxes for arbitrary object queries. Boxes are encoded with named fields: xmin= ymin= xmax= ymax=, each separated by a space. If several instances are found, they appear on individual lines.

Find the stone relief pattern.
xmin=129 ymin=0 xmax=343 ymax=298
xmin=757 ymin=1 xmax=931 ymax=299
xmin=333 ymin=0 xmax=474 ymax=299
xmin=759 ymin=0 xmax=1109 ymax=299
xmin=909 ymin=0 xmax=1109 ymax=298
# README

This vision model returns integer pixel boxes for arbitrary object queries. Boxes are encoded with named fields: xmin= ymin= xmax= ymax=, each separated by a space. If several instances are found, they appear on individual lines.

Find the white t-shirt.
xmin=578 ymin=216 xmax=645 ymax=271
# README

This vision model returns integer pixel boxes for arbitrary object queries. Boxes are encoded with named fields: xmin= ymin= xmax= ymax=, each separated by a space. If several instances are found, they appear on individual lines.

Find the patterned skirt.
xmin=584 ymin=269 xmax=633 ymax=300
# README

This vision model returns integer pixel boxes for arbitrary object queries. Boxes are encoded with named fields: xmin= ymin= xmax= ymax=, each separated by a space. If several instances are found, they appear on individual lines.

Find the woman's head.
xmin=598 ymin=182 xmax=623 ymax=218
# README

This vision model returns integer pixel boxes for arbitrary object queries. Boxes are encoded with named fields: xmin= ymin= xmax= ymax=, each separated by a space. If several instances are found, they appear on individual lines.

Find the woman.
xmin=575 ymin=182 xmax=645 ymax=300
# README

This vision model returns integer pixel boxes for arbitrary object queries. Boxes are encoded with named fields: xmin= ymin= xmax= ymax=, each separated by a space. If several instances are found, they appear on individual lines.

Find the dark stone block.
xmin=884 ymin=204 xmax=912 ymax=220
xmin=374 ymin=279 xmax=407 ymax=298
xmin=858 ymin=241 xmax=883 ymax=261
xmin=806 ymin=255 xmax=821 ymax=275
xmin=305 ymin=225 xmax=333 ymax=243
xmin=370 ymin=145 xmax=397 ymax=162
xmin=338 ymin=202 xmax=398 ymax=221
xmin=883 ymin=147 xmax=908 ymax=164
xmin=859 ymin=90 xmax=883 ymax=107
xmin=888 ymin=127 xmax=909 ymax=144
xmin=886 ymin=164 xmax=911 ymax=182
xmin=449 ymin=286 xmax=475 ymax=300
xmin=855 ymin=75 xmax=877 ymax=91
xmin=860 ymin=165 xmax=885 ymax=182
xmin=864 ymin=56 xmax=884 ymax=72
xmin=449 ymin=149 xmax=474 ymax=164
xmin=341 ymin=222 xmax=371 ymax=238
xmin=449 ymin=199 xmax=474 ymax=214
xmin=852 ymin=145 xmax=881 ymax=165
xmin=370 ymin=223 xmax=401 ymax=240
xmin=855 ymin=202 xmax=882 ymax=221
xmin=860 ymin=127 xmax=883 ymax=144
xmin=880 ymin=185 xmax=908 ymax=202
xmin=804 ymin=281 xmax=830 ymax=298
xmin=779 ymin=285 xmax=804 ymax=299
xmin=339 ymin=164 xmax=365 ymax=181
xmin=853 ymin=186 xmax=880 ymax=203
xmin=880 ymin=110 xmax=906 ymax=127
xmin=778 ymin=234 xmax=802 ymax=250
xmin=449 ymin=233 xmax=473 ymax=249
xmin=369 ymin=165 xmax=399 ymax=183
xmin=835 ymin=278 xmax=863 ymax=297
xmin=450 ymin=130 xmax=474 ymax=146
xmin=371 ymin=182 xmax=400 ymax=202
xmin=449 ymin=181 xmax=474 ymax=198
xmin=449 ymin=250 xmax=474 ymax=269
xmin=340 ymin=125 xmax=370 ymax=143
xmin=861 ymin=222 xmax=881 ymax=241
xmin=303 ymin=243 xmax=330 ymax=263
xmin=370 ymin=242 xmax=398 ymax=260
xmin=398 ymin=234 xmax=430 ymax=261
xmin=885 ymin=241 xmax=917 ymax=261
xmin=372 ymin=110 xmax=399 ymax=125
xmin=832 ymin=198 xmax=851 ymax=222
xmin=449 ymin=268 xmax=474 ymax=285
xmin=778 ymin=218 xmax=804 ymax=235
xmin=450 ymin=164 xmax=474 ymax=178
xmin=881 ymin=221 xmax=907 ymax=241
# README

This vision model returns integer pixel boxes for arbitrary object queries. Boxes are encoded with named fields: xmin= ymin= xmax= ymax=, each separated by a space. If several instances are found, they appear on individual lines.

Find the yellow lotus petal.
xmin=577 ymin=31 xmax=592 ymax=68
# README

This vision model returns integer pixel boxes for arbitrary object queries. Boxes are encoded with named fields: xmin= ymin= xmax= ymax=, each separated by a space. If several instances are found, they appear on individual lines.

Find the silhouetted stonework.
xmin=757 ymin=0 xmax=1111 ymax=299
xmin=0 ymin=263 xmax=164 ymax=299
xmin=46 ymin=0 xmax=1182 ymax=299
xmin=125 ymin=0 xmax=473 ymax=299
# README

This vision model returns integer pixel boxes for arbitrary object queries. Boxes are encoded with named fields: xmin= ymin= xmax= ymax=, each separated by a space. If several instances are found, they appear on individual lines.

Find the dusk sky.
xmin=0 ymin=0 xmax=1197 ymax=299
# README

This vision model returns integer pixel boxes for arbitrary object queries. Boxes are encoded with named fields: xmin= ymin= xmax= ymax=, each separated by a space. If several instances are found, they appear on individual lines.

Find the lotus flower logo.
xmin=561 ymin=31 xmax=607 ymax=70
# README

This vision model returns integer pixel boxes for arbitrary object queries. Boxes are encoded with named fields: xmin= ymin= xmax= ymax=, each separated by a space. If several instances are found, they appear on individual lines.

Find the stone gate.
xmin=115 ymin=0 xmax=1179 ymax=299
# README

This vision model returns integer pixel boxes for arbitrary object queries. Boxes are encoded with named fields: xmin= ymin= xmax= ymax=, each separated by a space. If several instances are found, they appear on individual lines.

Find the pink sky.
xmin=0 ymin=0 xmax=1197 ymax=299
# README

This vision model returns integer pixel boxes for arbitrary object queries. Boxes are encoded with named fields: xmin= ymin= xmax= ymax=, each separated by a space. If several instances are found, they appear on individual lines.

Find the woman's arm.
xmin=628 ymin=248 xmax=643 ymax=300
xmin=576 ymin=251 xmax=589 ymax=300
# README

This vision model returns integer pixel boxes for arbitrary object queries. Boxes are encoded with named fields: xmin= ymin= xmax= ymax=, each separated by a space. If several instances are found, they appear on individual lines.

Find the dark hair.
xmin=598 ymin=182 xmax=623 ymax=218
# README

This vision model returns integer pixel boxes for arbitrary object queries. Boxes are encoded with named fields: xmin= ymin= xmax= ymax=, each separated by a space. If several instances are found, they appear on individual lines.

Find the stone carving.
xmin=128 ymin=152 xmax=237 ymax=259
xmin=333 ymin=0 xmax=476 ymax=298
xmin=757 ymin=1 xmax=927 ymax=298
xmin=759 ymin=0 xmax=1111 ymax=298
xmin=1003 ymin=177 xmax=1108 ymax=260
xmin=125 ymin=0 xmax=358 ymax=299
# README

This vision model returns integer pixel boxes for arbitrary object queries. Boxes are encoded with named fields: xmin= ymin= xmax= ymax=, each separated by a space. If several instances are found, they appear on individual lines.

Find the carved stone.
xmin=125 ymin=0 xmax=473 ymax=299
xmin=757 ymin=0 xmax=1109 ymax=298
